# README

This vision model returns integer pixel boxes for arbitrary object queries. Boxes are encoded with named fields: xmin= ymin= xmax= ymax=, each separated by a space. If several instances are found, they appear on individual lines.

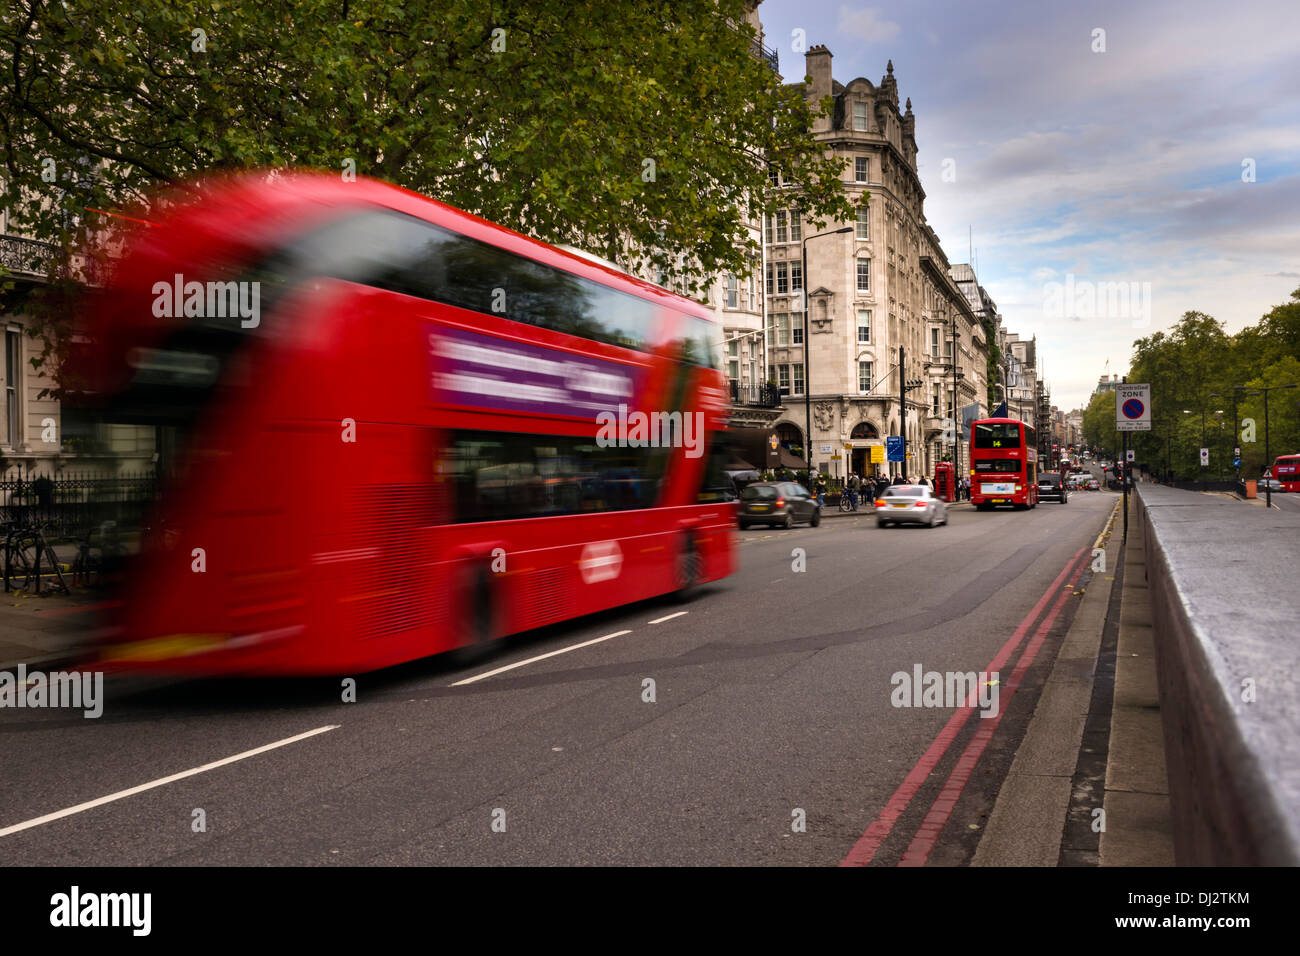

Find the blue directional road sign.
xmin=886 ymin=436 xmax=904 ymax=462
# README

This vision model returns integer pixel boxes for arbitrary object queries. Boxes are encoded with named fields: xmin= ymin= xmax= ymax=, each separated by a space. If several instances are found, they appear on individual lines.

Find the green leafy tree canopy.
xmin=2 ymin=0 xmax=855 ymax=296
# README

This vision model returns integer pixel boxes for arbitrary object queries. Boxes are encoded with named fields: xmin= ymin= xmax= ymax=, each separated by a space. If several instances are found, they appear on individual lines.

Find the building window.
xmin=765 ymin=263 xmax=774 ymax=296
xmin=726 ymin=274 xmax=738 ymax=308
xmin=792 ymin=315 xmax=803 ymax=345
xmin=3 ymin=330 xmax=20 ymax=447
xmin=792 ymin=363 xmax=804 ymax=396
xmin=932 ymin=385 xmax=942 ymax=416
xmin=857 ymin=309 xmax=871 ymax=343
xmin=789 ymin=261 xmax=802 ymax=294
xmin=764 ymin=214 xmax=773 ymax=245
xmin=930 ymin=327 xmax=940 ymax=358
xmin=789 ymin=211 xmax=801 ymax=242
xmin=858 ymin=360 xmax=873 ymax=394
xmin=777 ymin=364 xmax=791 ymax=394
xmin=775 ymin=210 xmax=788 ymax=244
xmin=855 ymin=157 xmax=868 ymax=182
xmin=774 ymin=312 xmax=789 ymax=346
xmin=769 ymin=167 xmax=780 ymax=187
xmin=775 ymin=262 xmax=788 ymax=295
xmin=856 ymin=258 xmax=871 ymax=293
xmin=856 ymin=205 xmax=870 ymax=240
xmin=854 ymin=101 xmax=868 ymax=131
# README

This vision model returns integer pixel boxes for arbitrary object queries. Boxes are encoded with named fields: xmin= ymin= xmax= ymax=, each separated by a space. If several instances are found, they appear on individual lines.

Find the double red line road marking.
xmin=841 ymin=545 xmax=1091 ymax=867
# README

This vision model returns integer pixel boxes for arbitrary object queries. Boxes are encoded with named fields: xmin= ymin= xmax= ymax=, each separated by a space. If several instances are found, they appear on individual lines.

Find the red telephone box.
xmin=934 ymin=462 xmax=956 ymax=502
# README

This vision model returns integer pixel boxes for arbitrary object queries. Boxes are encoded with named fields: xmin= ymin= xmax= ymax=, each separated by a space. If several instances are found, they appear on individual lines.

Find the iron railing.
xmin=730 ymin=381 xmax=782 ymax=408
xmin=0 ymin=470 xmax=159 ymax=539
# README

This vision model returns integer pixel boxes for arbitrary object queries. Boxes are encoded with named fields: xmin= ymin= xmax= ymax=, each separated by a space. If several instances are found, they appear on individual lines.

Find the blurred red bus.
xmin=969 ymin=418 xmax=1039 ymax=510
xmin=71 ymin=172 xmax=736 ymax=675
xmin=1272 ymin=454 xmax=1300 ymax=492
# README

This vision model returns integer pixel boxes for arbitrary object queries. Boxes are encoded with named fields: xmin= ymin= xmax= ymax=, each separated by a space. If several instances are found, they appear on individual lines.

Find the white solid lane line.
xmin=0 ymin=724 xmax=340 ymax=838
xmin=647 ymin=611 xmax=688 ymax=625
xmin=451 ymin=630 xmax=634 ymax=687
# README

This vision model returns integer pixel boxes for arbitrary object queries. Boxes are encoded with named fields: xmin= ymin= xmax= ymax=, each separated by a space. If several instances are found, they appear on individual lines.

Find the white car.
xmin=875 ymin=484 xmax=948 ymax=528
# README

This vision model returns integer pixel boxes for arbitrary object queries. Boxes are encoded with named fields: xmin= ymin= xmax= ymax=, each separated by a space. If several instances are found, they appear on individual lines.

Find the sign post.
xmin=1115 ymin=382 xmax=1151 ymax=541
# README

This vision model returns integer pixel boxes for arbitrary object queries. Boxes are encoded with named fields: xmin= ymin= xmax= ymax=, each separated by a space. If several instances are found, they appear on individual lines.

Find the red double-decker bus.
xmin=969 ymin=418 xmax=1039 ymax=510
xmin=1271 ymin=454 xmax=1300 ymax=492
xmin=70 ymin=171 xmax=737 ymax=675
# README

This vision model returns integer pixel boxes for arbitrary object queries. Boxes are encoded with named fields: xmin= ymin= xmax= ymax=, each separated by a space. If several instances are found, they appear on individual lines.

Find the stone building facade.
xmin=764 ymin=47 xmax=989 ymax=480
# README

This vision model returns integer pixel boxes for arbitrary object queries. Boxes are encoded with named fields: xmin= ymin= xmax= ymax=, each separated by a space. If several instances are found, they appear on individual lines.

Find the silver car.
xmin=875 ymin=484 xmax=948 ymax=528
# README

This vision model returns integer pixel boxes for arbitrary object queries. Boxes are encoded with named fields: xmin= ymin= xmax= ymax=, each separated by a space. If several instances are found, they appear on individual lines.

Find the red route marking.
xmin=897 ymin=555 xmax=1090 ymax=865
xmin=839 ymin=545 xmax=1089 ymax=867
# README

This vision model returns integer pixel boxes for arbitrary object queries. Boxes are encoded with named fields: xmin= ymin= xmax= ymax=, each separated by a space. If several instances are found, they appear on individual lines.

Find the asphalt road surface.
xmin=1 ymin=492 xmax=1116 ymax=866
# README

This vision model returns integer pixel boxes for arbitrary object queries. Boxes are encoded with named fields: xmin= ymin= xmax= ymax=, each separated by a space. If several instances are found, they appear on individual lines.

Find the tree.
xmin=1 ymin=0 xmax=856 ymax=369
xmin=1081 ymin=389 xmax=1115 ymax=459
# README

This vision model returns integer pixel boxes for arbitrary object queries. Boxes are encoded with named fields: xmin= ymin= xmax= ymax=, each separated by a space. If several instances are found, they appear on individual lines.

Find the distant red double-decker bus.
xmin=71 ymin=171 xmax=737 ymax=675
xmin=969 ymin=418 xmax=1039 ymax=510
xmin=1271 ymin=454 xmax=1300 ymax=491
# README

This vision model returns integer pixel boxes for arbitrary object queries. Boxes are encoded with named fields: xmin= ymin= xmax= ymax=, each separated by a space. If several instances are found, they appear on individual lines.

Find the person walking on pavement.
xmin=847 ymin=472 xmax=860 ymax=510
xmin=815 ymin=471 xmax=828 ymax=508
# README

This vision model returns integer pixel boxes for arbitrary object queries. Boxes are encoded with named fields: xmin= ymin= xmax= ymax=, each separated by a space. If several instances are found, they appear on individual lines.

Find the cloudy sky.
xmin=761 ymin=0 xmax=1300 ymax=410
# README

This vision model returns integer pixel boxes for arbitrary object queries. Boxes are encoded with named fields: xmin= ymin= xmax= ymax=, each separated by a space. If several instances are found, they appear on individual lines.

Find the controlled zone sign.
xmin=1116 ymin=383 xmax=1152 ymax=432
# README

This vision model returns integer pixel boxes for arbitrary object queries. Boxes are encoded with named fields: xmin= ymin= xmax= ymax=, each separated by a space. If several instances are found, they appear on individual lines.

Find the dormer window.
xmin=853 ymin=102 xmax=868 ymax=131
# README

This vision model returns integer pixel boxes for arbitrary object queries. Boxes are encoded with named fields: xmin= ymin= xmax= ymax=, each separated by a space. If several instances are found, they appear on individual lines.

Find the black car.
xmin=738 ymin=481 xmax=822 ymax=529
xmin=1037 ymin=471 xmax=1068 ymax=503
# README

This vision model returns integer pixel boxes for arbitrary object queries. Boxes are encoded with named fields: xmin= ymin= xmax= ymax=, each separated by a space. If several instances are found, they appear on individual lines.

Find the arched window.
xmin=850 ymin=422 xmax=878 ymax=440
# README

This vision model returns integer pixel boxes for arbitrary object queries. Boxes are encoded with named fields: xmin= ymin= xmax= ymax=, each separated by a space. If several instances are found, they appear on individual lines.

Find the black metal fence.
xmin=0 ymin=470 xmax=159 ymax=539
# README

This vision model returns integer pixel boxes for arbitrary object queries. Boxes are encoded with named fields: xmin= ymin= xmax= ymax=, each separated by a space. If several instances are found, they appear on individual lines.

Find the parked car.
xmin=1037 ymin=471 xmax=1068 ymax=503
xmin=875 ymin=484 xmax=948 ymax=528
xmin=738 ymin=481 xmax=821 ymax=529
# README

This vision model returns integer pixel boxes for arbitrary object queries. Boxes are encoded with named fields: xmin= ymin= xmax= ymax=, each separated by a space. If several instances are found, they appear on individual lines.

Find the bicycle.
xmin=4 ymin=521 xmax=69 ymax=595
xmin=839 ymin=489 xmax=861 ymax=512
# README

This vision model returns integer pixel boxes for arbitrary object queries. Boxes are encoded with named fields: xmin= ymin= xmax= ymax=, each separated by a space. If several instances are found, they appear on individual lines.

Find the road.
xmin=0 ymin=492 xmax=1115 ymax=866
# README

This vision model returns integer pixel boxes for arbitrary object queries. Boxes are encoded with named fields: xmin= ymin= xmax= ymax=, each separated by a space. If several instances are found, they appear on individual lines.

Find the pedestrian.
xmin=847 ymin=472 xmax=860 ymax=509
xmin=816 ymin=471 xmax=828 ymax=507
xmin=891 ymin=474 xmax=906 ymax=486
xmin=918 ymin=475 xmax=929 ymax=487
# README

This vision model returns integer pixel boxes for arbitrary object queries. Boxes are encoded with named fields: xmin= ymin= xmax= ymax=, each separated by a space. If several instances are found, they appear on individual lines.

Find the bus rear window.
xmin=974 ymin=423 xmax=1021 ymax=448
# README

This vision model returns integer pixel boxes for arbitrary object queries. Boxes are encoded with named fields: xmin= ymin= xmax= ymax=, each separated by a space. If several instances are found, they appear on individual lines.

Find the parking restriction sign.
xmin=1116 ymin=383 xmax=1152 ymax=431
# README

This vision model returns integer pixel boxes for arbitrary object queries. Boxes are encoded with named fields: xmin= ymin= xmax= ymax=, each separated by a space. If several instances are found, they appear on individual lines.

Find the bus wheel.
xmin=673 ymin=532 xmax=703 ymax=601
xmin=451 ymin=563 xmax=497 ymax=663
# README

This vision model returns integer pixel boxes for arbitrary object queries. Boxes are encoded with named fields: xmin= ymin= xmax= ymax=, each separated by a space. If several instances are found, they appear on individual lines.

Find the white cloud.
xmin=836 ymin=6 xmax=901 ymax=45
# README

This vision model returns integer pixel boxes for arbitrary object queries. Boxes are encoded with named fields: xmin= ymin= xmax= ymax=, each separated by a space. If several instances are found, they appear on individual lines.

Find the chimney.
xmin=805 ymin=44 xmax=832 ymax=102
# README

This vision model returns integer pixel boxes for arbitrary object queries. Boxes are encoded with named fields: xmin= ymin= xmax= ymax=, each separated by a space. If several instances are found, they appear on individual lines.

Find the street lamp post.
xmin=800 ymin=226 xmax=854 ymax=477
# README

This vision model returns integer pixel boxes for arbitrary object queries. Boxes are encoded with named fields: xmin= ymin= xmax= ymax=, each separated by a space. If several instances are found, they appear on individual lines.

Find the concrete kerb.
xmin=972 ymin=499 xmax=1121 ymax=866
